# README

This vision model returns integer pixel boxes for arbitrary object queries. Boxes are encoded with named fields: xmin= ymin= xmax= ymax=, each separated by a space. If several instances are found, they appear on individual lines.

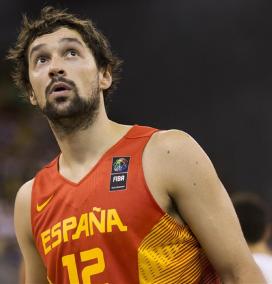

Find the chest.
xmin=32 ymin=154 xmax=164 ymax=254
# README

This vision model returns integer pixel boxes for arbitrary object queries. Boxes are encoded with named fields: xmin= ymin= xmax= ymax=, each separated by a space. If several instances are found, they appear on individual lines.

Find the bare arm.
xmin=14 ymin=180 xmax=48 ymax=284
xmin=145 ymin=130 xmax=266 ymax=284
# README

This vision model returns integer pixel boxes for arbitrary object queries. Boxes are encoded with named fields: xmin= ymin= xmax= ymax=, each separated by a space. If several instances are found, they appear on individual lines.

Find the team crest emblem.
xmin=113 ymin=157 xmax=129 ymax=172
xmin=110 ymin=157 xmax=130 ymax=191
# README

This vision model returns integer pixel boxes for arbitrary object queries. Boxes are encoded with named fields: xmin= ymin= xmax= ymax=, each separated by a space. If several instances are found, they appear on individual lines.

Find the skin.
xmin=14 ymin=27 xmax=266 ymax=283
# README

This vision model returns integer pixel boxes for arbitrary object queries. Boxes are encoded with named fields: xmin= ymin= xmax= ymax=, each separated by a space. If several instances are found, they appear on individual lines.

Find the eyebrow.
xmin=59 ymin=37 xmax=84 ymax=47
xmin=29 ymin=43 xmax=46 ymax=59
xmin=29 ymin=37 xmax=84 ymax=59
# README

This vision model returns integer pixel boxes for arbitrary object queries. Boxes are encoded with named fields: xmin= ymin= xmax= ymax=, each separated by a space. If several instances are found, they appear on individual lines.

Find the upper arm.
xmin=147 ymin=130 xmax=264 ymax=282
xmin=14 ymin=179 xmax=48 ymax=284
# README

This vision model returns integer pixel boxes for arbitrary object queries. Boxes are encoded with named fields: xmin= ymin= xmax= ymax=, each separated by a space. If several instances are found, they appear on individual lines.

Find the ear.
xmin=99 ymin=67 xmax=112 ymax=90
xmin=29 ymin=90 xmax=38 ymax=105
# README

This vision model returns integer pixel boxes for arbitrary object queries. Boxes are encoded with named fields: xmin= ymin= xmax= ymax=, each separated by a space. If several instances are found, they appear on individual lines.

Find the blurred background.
xmin=1 ymin=0 xmax=272 ymax=282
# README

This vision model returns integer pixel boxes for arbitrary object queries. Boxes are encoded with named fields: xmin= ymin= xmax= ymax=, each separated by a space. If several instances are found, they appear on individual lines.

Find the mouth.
xmin=49 ymin=82 xmax=72 ymax=96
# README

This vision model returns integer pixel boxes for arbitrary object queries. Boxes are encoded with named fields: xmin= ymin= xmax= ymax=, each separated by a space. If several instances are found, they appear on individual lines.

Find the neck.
xmin=50 ymin=103 xmax=122 ymax=166
xmin=46 ymin=95 xmax=132 ymax=183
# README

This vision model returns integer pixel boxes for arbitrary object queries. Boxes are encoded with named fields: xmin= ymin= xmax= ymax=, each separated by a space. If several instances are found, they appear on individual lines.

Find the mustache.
xmin=45 ymin=77 xmax=77 ymax=97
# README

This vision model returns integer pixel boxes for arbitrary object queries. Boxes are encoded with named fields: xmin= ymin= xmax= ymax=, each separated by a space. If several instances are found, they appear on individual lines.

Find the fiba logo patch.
xmin=110 ymin=157 xmax=130 ymax=191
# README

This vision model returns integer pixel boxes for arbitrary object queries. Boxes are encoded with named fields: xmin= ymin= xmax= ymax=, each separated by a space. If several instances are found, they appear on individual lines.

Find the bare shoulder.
xmin=15 ymin=179 xmax=34 ymax=210
xmin=145 ymin=129 xmax=216 ymax=181
xmin=14 ymin=179 xmax=34 ymax=238
xmin=147 ymin=129 xmax=207 ymax=156
xmin=15 ymin=178 xmax=48 ymax=283
xmin=143 ymin=129 xmax=218 ymax=212
xmin=16 ymin=179 xmax=34 ymax=198
xmin=148 ymin=129 xmax=192 ymax=148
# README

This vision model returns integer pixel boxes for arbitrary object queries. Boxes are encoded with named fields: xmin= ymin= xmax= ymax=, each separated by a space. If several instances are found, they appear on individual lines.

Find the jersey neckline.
xmin=54 ymin=124 xmax=137 ymax=186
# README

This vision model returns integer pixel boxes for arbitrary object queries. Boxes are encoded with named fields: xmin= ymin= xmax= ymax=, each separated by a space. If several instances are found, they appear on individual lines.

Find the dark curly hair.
xmin=232 ymin=193 xmax=271 ymax=244
xmin=7 ymin=6 xmax=122 ymax=103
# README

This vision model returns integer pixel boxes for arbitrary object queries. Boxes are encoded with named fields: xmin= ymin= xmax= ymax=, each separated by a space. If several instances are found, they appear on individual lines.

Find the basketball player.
xmin=9 ymin=7 xmax=266 ymax=284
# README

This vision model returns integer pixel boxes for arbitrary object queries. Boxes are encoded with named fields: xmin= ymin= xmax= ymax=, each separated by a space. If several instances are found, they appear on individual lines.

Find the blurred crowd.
xmin=232 ymin=193 xmax=272 ymax=283
xmin=0 ymin=108 xmax=58 ymax=283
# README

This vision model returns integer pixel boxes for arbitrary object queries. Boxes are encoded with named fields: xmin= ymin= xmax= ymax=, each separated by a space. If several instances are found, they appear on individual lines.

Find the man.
xmin=232 ymin=193 xmax=272 ymax=283
xmin=9 ymin=6 xmax=265 ymax=284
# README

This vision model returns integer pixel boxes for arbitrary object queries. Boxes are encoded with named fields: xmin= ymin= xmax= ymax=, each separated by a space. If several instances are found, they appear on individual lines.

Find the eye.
xmin=66 ymin=49 xmax=78 ymax=57
xmin=36 ymin=56 xmax=48 ymax=65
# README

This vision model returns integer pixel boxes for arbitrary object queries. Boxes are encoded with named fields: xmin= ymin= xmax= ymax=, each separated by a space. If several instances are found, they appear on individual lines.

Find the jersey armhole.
xmin=139 ymin=130 xmax=166 ymax=216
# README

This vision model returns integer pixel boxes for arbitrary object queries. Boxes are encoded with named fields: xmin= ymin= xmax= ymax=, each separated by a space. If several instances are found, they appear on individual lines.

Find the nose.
xmin=48 ymin=57 xmax=66 ymax=78
xmin=49 ymin=68 xmax=65 ymax=78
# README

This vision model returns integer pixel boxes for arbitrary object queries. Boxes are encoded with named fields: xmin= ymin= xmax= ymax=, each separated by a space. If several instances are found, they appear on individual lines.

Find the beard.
xmin=41 ymin=76 xmax=100 ymax=136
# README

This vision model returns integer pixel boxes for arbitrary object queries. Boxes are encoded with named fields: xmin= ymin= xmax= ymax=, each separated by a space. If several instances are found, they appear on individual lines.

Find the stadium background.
xmin=0 ymin=0 xmax=271 ymax=282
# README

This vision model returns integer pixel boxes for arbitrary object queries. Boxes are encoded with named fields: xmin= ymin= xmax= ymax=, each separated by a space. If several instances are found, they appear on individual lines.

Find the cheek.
xmin=29 ymin=70 xmax=43 ymax=91
xmin=72 ymin=64 xmax=98 ymax=92
xmin=29 ymin=72 xmax=48 ymax=104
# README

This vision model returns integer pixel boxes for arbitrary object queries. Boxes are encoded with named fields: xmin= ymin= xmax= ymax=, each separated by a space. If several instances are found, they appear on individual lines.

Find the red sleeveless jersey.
xmin=31 ymin=125 xmax=220 ymax=284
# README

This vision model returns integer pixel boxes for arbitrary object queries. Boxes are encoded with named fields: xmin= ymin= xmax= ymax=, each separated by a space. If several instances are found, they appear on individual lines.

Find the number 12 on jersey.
xmin=62 ymin=248 xmax=105 ymax=284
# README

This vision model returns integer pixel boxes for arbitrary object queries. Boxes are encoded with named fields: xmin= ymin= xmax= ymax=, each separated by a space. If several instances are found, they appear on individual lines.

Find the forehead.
xmin=28 ymin=27 xmax=87 ymax=55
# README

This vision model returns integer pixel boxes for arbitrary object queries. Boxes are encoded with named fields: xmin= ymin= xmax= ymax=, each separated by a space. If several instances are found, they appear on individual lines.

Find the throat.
xmin=50 ymin=111 xmax=97 ymax=137
xmin=58 ymin=159 xmax=98 ymax=184
xmin=56 ymin=123 xmax=133 ymax=184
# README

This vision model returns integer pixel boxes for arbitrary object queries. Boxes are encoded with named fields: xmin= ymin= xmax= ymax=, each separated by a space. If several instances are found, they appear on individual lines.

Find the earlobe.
xmin=29 ymin=90 xmax=38 ymax=105
xmin=99 ymin=68 xmax=112 ymax=90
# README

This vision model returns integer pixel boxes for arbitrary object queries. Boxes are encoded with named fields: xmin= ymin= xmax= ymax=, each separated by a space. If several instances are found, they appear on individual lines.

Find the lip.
xmin=49 ymin=82 xmax=72 ymax=95
xmin=50 ymin=89 xmax=72 ymax=99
